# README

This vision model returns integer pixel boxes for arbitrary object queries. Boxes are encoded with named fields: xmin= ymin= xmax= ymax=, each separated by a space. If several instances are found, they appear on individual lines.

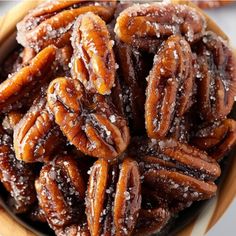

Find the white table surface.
xmin=0 ymin=1 xmax=235 ymax=236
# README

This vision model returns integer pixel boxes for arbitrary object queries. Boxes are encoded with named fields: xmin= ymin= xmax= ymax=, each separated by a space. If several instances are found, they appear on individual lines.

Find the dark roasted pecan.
xmin=14 ymin=96 xmax=64 ymax=163
xmin=71 ymin=12 xmax=116 ymax=95
xmin=136 ymin=138 xmax=220 ymax=202
xmin=191 ymin=119 xmax=236 ymax=161
xmin=35 ymin=155 xmax=86 ymax=230
xmin=195 ymin=32 xmax=236 ymax=120
xmin=47 ymin=77 xmax=130 ymax=160
xmin=145 ymin=35 xmax=194 ymax=139
xmin=114 ymin=2 xmax=206 ymax=47
xmin=134 ymin=207 xmax=170 ymax=236
xmin=86 ymin=158 xmax=141 ymax=236
xmin=113 ymin=41 xmax=152 ymax=135
xmin=17 ymin=1 xmax=116 ymax=51
xmin=0 ymin=126 xmax=36 ymax=213
xmin=0 ymin=45 xmax=56 ymax=113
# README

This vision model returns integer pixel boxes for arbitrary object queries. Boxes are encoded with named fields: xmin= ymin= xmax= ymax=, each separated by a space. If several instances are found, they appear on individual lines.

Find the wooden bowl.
xmin=0 ymin=1 xmax=235 ymax=235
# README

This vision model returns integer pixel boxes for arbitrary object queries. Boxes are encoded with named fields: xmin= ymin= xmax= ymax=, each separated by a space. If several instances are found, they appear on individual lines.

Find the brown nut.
xmin=195 ymin=32 xmax=236 ymax=120
xmin=17 ymin=1 xmax=116 ymax=51
xmin=191 ymin=119 xmax=236 ymax=161
xmin=114 ymin=2 xmax=206 ymax=46
xmin=0 ymin=128 xmax=36 ymax=213
xmin=145 ymin=35 xmax=194 ymax=139
xmin=71 ymin=12 xmax=116 ymax=95
xmin=140 ymin=138 xmax=220 ymax=202
xmin=35 ymin=155 xmax=86 ymax=230
xmin=47 ymin=77 xmax=130 ymax=160
xmin=0 ymin=45 xmax=56 ymax=113
xmin=113 ymin=41 xmax=152 ymax=135
xmin=86 ymin=158 xmax=141 ymax=236
xmin=14 ymin=96 xmax=65 ymax=163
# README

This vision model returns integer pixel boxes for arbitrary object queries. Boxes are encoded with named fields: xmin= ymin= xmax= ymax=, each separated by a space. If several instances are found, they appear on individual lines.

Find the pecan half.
xmin=0 ymin=45 xmax=56 ymax=113
xmin=0 ymin=127 xmax=36 ymax=213
xmin=35 ymin=155 xmax=86 ymax=229
xmin=17 ymin=1 xmax=116 ymax=51
xmin=114 ymin=2 xmax=206 ymax=46
xmin=195 ymin=32 xmax=236 ymax=120
xmin=86 ymin=158 xmax=141 ymax=236
xmin=47 ymin=77 xmax=130 ymax=160
xmin=191 ymin=119 xmax=236 ymax=161
xmin=14 ymin=96 xmax=64 ymax=163
xmin=145 ymin=35 xmax=194 ymax=139
xmin=71 ymin=12 xmax=116 ymax=95
xmin=113 ymin=41 xmax=152 ymax=135
xmin=136 ymin=138 xmax=221 ymax=202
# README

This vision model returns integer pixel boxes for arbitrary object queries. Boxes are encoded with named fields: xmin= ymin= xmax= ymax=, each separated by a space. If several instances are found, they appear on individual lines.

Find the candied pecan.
xmin=0 ymin=45 xmax=56 ymax=113
xmin=191 ymin=119 xmax=236 ymax=161
xmin=71 ymin=12 xmax=116 ymax=95
xmin=192 ymin=0 xmax=233 ymax=9
xmin=114 ymin=2 xmax=206 ymax=47
xmin=17 ymin=1 xmax=116 ymax=51
xmin=47 ymin=77 xmax=130 ymax=160
xmin=0 ymin=135 xmax=36 ymax=213
xmin=86 ymin=158 xmax=141 ymax=236
xmin=137 ymin=138 xmax=221 ymax=202
xmin=134 ymin=208 xmax=171 ymax=236
xmin=113 ymin=41 xmax=153 ymax=135
xmin=145 ymin=35 xmax=194 ymax=139
xmin=195 ymin=32 xmax=236 ymax=120
xmin=35 ymin=155 xmax=86 ymax=229
xmin=14 ymin=96 xmax=64 ymax=163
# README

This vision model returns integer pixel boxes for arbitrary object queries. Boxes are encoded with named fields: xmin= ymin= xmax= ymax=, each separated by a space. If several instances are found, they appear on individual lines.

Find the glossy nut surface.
xmin=71 ymin=12 xmax=116 ymax=95
xmin=86 ymin=158 xmax=141 ymax=236
xmin=115 ymin=3 xmax=206 ymax=45
xmin=0 ymin=45 xmax=56 ymax=113
xmin=17 ymin=1 xmax=116 ymax=51
xmin=35 ymin=155 xmax=86 ymax=229
xmin=14 ymin=96 xmax=64 ymax=163
xmin=47 ymin=77 xmax=130 ymax=160
xmin=145 ymin=35 xmax=194 ymax=139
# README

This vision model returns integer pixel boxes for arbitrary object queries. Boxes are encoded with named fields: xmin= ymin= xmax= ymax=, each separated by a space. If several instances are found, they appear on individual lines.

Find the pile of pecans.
xmin=0 ymin=1 xmax=236 ymax=235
